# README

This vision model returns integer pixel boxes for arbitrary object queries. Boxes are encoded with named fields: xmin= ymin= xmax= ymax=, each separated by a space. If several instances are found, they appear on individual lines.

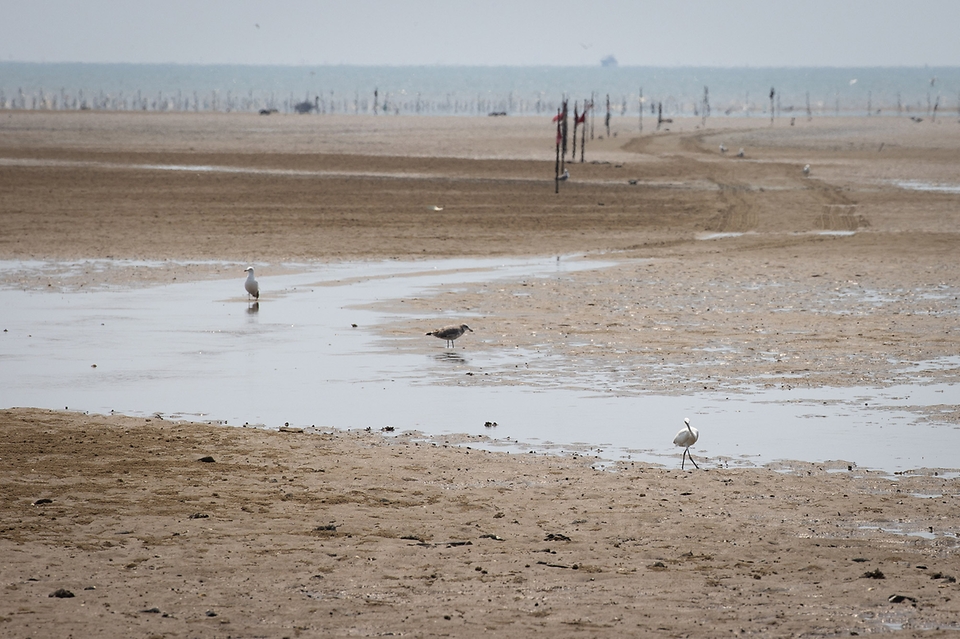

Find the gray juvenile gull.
xmin=243 ymin=267 xmax=260 ymax=301
xmin=426 ymin=324 xmax=473 ymax=348
xmin=673 ymin=418 xmax=700 ymax=469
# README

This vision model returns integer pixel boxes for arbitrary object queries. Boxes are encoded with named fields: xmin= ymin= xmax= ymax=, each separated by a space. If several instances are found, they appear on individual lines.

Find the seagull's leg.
xmin=687 ymin=450 xmax=699 ymax=469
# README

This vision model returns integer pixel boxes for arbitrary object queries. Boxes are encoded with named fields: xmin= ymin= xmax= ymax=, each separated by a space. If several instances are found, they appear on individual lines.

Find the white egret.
xmin=426 ymin=324 xmax=473 ymax=348
xmin=243 ymin=267 xmax=259 ymax=301
xmin=673 ymin=418 xmax=700 ymax=469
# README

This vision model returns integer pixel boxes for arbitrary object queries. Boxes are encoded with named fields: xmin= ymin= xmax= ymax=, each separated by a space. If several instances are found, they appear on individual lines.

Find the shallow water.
xmin=0 ymin=157 xmax=446 ymax=181
xmin=2 ymin=256 xmax=957 ymax=473
xmin=891 ymin=180 xmax=960 ymax=194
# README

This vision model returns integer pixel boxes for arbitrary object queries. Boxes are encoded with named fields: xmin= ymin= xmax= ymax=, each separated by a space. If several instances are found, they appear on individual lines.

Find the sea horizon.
xmin=2 ymin=61 xmax=957 ymax=117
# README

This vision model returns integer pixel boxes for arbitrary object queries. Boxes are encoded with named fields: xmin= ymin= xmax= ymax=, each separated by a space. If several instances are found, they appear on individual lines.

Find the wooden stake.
xmin=580 ymin=98 xmax=586 ymax=163
xmin=555 ymin=108 xmax=561 ymax=194
xmin=605 ymin=94 xmax=611 ymax=137
xmin=639 ymin=87 xmax=643 ymax=132
xmin=702 ymin=86 xmax=709 ymax=127
xmin=561 ymin=99 xmax=568 ymax=173
xmin=572 ymin=102 xmax=579 ymax=160
xmin=590 ymin=92 xmax=595 ymax=140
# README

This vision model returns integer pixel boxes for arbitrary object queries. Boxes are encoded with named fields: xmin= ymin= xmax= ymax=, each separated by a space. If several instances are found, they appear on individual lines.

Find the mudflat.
xmin=1 ymin=111 xmax=959 ymax=636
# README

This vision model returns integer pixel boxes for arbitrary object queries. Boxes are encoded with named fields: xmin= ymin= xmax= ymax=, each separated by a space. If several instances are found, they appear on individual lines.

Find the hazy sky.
xmin=3 ymin=0 xmax=959 ymax=67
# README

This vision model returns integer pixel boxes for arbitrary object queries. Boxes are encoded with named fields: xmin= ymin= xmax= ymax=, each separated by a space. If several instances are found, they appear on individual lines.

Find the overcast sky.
xmin=2 ymin=0 xmax=958 ymax=67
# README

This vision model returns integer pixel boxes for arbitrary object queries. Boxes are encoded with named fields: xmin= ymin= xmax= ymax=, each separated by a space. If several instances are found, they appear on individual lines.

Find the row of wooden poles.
xmin=553 ymin=85 xmax=957 ymax=192
xmin=9 ymin=83 xmax=950 ymax=117
xmin=553 ymin=95 xmax=666 ymax=193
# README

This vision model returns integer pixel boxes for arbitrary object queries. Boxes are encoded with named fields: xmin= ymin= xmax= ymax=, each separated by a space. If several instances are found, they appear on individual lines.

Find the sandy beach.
xmin=2 ymin=110 xmax=960 ymax=636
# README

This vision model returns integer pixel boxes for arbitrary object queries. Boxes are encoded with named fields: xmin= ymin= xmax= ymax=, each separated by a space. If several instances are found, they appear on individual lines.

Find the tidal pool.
xmin=891 ymin=180 xmax=960 ymax=194
xmin=1 ymin=256 xmax=957 ymax=473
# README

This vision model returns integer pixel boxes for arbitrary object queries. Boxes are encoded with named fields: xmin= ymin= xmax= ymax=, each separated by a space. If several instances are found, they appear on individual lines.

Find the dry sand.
xmin=2 ymin=111 xmax=960 ymax=636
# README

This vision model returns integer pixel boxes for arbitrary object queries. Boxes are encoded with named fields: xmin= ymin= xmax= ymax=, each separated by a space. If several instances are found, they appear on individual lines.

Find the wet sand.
xmin=3 ymin=408 xmax=959 ymax=637
xmin=2 ymin=111 xmax=960 ymax=636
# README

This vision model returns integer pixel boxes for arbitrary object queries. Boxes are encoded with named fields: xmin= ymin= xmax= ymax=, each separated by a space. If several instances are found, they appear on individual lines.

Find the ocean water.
xmin=1 ymin=62 xmax=957 ymax=117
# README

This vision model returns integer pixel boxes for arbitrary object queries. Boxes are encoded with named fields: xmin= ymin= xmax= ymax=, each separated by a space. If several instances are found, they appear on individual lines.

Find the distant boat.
xmin=600 ymin=55 xmax=618 ymax=68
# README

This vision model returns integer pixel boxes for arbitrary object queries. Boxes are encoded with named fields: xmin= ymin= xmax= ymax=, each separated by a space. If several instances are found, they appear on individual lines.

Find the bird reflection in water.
xmin=433 ymin=351 xmax=466 ymax=364
xmin=247 ymin=301 xmax=260 ymax=315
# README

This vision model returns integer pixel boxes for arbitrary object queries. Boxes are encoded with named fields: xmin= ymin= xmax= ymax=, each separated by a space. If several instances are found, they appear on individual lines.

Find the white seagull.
xmin=736 ymin=148 xmax=745 ymax=158
xmin=802 ymin=164 xmax=810 ymax=176
xmin=243 ymin=267 xmax=259 ymax=301
xmin=719 ymin=143 xmax=728 ymax=154
xmin=673 ymin=418 xmax=700 ymax=469
xmin=559 ymin=169 xmax=569 ymax=181
xmin=426 ymin=324 xmax=473 ymax=348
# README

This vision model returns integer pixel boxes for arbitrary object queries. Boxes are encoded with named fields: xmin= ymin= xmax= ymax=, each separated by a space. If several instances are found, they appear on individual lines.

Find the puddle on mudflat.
xmin=0 ymin=156 xmax=442 ymax=181
xmin=891 ymin=180 xmax=960 ymax=194
xmin=697 ymin=232 xmax=748 ymax=240
xmin=858 ymin=525 xmax=958 ymax=541
xmin=696 ymin=230 xmax=857 ymax=241
xmin=2 ymin=256 xmax=958 ymax=473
